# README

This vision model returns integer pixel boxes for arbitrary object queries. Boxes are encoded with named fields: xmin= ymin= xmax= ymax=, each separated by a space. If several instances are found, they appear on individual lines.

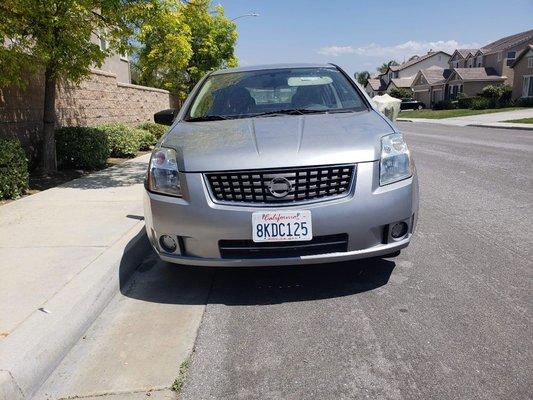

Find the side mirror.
xmin=154 ymin=108 xmax=179 ymax=126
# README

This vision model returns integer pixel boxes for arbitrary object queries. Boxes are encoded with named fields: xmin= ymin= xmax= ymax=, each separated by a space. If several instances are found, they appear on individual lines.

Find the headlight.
xmin=148 ymin=147 xmax=182 ymax=197
xmin=380 ymin=133 xmax=412 ymax=186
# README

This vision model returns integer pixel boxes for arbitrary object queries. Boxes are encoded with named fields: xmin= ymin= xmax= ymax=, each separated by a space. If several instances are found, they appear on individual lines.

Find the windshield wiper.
xmin=252 ymin=109 xmax=327 ymax=117
xmin=186 ymin=115 xmax=230 ymax=122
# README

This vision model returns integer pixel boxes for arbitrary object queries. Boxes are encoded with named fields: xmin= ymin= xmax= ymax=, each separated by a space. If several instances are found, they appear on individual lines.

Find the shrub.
xmin=433 ymin=100 xmax=455 ymax=110
xmin=389 ymin=88 xmax=412 ymax=99
xmin=136 ymin=128 xmax=157 ymax=151
xmin=480 ymin=84 xmax=513 ymax=107
xmin=137 ymin=122 xmax=168 ymax=140
xmin=471 ymin=97 xmax=493 ymax=110
xmin=97 ymin=123 xmax=141 ymax=158
xmin=457 ymin=95 xmax=474 ymax=109
xmin=56 ymin=127 xmax=110 ymax=169
xmin=0 ymin=138 xmax=29 ymax=200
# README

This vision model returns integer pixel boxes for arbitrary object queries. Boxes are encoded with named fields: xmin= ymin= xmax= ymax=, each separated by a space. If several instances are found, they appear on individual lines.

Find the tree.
xmin=0 ymin=0 xmax=133 ymax=173
xmin=377 ymin=60 xmax=399 ymax=74
xmin=134 ymin=0 xmax=238 ymax=100
xmin=181 ymin=1 xmax=238 ymax=96
xmin=354 ymin=71 xmax=370 ymax=86
xmin=133 ymin=0 xmax=193 ymax=96
xmin=389 ymin=88 xmax=412 ymax=99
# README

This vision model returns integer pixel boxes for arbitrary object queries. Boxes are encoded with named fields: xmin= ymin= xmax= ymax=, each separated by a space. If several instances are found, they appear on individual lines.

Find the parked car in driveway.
xmin=144 ymin=63 xmax=419 ymax=266
xmin=400 ymin=98 xmax=426 ymax=110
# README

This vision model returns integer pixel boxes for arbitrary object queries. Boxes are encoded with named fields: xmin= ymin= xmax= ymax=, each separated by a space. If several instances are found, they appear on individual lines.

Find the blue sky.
xmin=218 ymin=0 xmax=533 ymax=77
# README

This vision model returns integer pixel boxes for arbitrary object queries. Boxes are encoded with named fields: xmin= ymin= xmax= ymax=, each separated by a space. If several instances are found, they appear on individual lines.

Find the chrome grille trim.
xmin=205 ymin=164 xmax=356 ymax=206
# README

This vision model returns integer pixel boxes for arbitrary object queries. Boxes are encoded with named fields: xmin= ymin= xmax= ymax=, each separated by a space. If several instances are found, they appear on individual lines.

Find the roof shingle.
xmin=481 ymin=29 xmax=533 ymax=54
xmin=452 ymin=67 xmax=505 ymax=81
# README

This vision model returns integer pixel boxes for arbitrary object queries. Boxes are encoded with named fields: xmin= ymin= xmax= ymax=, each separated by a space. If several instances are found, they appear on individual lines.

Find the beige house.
xmin=365 ymin=79 xmax=387 ymax=97
xmin=410 ymin=29 xmax=533 ymax=106
xmin=364 ymin=50 xmax=451 ymax=97
xmin=411 ymin=68 xmax=452 ymax=107
xmin=445 ymin=68 xmax=505 ymax=99
xmin=510 ymin=44 xmax=533 ymax=99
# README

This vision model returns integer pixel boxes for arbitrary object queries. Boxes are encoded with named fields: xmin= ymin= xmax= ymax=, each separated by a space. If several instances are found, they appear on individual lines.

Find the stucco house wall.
xmin=398 ymin=53 xmax=450 ymax=78
xmin=511 ymin=48 xmax=533 ymax=99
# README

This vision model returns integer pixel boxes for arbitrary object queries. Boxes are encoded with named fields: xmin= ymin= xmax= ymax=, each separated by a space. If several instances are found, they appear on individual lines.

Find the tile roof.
xmin=455 ymin=49 xmax=479 ymax=59
xmin=511 ymin=44 xmax=533 ymax=68
xmin=481 ymin=29 xmax=533 ymax=55
xmin=452 ymin=67 xmax=505 ymax=81
xmin=391 ymin=77 xmax=415 ymax=88
xmin=420 ymin=68 xmax=453 ymax=85
xmin=367 ymin=78 xmax=387 ymax=91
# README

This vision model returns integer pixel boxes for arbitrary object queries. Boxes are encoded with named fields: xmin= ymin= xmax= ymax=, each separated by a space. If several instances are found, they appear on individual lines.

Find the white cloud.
xmin=318 ymin=39 xmax=480 ymax=60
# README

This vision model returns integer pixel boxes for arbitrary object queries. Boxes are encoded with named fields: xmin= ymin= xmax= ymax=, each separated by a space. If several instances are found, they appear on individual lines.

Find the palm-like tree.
xmin=354 ymin=71 xmax=370 ymax=85
xmin=377 ymin=60 xmax=399 ymax=74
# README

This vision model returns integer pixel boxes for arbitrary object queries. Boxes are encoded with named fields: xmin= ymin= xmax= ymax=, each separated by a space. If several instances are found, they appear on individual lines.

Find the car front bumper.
xmin=144 ymin=161 xmax=419 ymax=267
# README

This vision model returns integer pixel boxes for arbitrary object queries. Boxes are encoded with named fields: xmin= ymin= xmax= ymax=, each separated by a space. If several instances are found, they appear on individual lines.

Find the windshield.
xmin=186 ymin=67 xmax=367 ymax=121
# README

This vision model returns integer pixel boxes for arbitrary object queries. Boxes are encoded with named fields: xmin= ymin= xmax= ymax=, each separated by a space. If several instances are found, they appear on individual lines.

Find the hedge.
xmin=136 ymin=128 xmax=157 ymax=151
xmin=97 ymin=123 xmax=142 ymax=157
xmin=56 ymin=127 xmax=110 ymax=169
xmin=137 ymin=122 xmax=168 ymax=140
xmin=0 ymin=138 xmax=29 ymax=200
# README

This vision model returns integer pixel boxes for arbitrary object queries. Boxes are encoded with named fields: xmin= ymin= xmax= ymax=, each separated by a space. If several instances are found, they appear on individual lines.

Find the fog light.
xmin=391 ymin=222 xmax=408 ymax=239
xmin=159 ymin=235 xmax=177 ymax=252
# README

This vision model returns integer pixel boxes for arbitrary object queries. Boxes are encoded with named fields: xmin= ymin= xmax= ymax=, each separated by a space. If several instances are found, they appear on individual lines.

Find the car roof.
xmin=210 ymin=63 xmax=336 ymax=75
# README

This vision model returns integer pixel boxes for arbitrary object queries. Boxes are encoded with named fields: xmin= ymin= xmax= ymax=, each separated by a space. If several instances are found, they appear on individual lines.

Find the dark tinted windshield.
xmin=187 ymin=67 xmax=367 ymax=121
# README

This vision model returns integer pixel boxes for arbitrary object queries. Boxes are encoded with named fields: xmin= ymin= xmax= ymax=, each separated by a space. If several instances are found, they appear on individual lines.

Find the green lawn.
xmin=399 ymin=107 xmax=523 ymax=119
xmin=502 ymin=117 xmax=533 ymax=124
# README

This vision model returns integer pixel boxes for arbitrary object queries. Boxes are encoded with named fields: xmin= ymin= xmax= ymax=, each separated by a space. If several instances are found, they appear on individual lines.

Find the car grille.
xmin=205 ymin=164 xmax=355 ymax=205
xmin=219 ymin=234 xmax=349 ymax=259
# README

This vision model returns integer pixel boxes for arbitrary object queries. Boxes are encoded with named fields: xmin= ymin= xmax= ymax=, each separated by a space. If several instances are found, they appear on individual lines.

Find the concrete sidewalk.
xmin=0 ymin=154 xmax=152 ymax=399
xmin=398 ymin=108 xmax=533 ymax=129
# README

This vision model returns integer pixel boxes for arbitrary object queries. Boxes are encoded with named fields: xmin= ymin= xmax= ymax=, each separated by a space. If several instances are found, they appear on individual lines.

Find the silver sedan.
xmin=144 ymin=64 xmax=419 ymax=266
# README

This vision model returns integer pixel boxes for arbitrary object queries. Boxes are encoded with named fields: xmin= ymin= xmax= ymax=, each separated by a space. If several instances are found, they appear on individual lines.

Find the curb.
xmin=0 ymin=223 xmax=151 ymax=400
xmin=467 ymin=123 xmax=533 ymax=131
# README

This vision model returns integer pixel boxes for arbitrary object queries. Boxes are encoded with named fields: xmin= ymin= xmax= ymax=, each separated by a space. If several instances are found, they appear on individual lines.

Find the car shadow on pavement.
xmin=120 ymin=249 xmax=396 ymax=306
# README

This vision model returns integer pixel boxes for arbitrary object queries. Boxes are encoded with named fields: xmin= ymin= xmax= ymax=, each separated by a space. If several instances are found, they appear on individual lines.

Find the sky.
xmin=217 ymin=0 xmax=533 ymax=77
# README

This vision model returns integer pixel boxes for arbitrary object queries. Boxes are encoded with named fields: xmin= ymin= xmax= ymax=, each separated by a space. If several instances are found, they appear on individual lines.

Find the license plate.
xmin=252 ymin=210 xmax=312 ymax=242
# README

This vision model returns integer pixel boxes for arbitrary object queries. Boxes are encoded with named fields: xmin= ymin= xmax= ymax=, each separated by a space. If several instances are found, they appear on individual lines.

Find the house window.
xmin=99 ymin=37 xmax=107 ymax=50
xmin=528 ymin=57 xmax=533 ymax=68
xmin=506 ymin=51 xmax=517 ymax=66
xmin=523 ymin=75 xmax=533 ymax=97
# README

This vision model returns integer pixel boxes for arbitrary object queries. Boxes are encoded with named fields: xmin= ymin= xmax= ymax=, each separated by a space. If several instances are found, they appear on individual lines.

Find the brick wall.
xmin=0 ymin=69 xmax=172 ymax=165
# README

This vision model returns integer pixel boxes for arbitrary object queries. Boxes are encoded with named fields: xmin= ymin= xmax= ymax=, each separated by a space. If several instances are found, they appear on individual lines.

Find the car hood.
xmin=161 ymin=110 xmax=394 ymax=172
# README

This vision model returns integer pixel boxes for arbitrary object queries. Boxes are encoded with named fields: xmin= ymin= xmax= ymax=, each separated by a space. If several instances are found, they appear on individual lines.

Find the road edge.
xmin=0 ymin=223 xmax=151 ymax=400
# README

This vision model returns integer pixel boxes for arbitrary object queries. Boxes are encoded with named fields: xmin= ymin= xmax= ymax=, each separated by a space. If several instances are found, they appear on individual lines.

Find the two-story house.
xmin=411 ymin=29 xmax=533 ymax=106
xmin=364 ymin=50 xmax=451 ymax=97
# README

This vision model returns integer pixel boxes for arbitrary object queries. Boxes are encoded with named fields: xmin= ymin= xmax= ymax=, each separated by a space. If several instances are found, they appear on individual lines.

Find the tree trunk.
xmin=41 ymin=67 xmax=57 ymax=173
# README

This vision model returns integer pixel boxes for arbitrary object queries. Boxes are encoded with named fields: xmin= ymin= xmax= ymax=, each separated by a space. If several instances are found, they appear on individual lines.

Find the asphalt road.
xmin=37 ymin=123 xmax=532 ymax=400
xmin=179 ymin=123 xmax=533 ymax=400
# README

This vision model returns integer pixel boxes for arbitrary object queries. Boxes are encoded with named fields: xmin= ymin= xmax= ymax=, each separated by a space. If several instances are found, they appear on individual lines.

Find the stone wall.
xmin=0 ymin=69 xmax=172 ymax=165
xmin=55 ymin=69 xmax=171 ymax=127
